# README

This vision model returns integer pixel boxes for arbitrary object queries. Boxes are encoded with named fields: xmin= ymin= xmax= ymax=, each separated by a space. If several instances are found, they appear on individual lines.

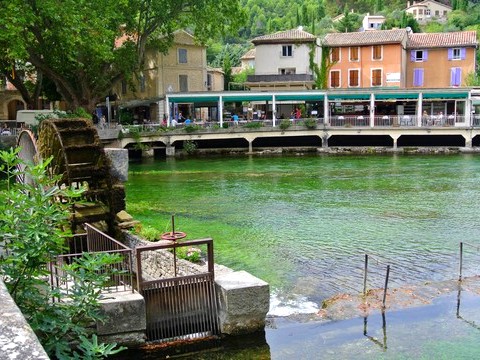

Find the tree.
xmin=0 ymin=0 xmax=243 ymax=111
xmin=223 ymin=54 xmax=233 ymax=90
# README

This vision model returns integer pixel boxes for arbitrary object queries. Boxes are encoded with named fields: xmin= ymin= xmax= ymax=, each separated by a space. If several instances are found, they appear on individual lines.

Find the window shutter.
xmin=448 ymin=48 xmax=453 ymax=60
xmin=450 ymin=68 xmax=455 ymax=85
xmin=413 ymin=69 xmax=424 ymax=86
xmin=410 ymin=51 xmax=416 ymax=62
xmin=423 ymin=50 xmax=428 ymax=61
xmin=455 ymin=68 xmax=462 ymax=86
xmin=460 ymin=48 xmax=466 ymax=60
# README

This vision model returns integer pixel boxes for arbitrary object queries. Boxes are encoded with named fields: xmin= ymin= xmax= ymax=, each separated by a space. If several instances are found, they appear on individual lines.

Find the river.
xmin=124 ymin=153 xmax=480 ymax=358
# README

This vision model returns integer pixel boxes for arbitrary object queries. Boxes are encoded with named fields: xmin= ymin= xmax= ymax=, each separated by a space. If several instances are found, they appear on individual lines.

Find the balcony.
xmin=246 ymin=74 xmax=314 ymax=83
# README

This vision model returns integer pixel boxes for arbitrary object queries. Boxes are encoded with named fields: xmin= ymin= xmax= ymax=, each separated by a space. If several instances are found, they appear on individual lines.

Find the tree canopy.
xmin=0 ymin=0 xmax=243 ymax=111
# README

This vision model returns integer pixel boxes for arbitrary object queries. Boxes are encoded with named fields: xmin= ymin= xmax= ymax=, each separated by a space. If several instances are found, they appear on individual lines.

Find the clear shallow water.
xmin=126 ymin=154 xmax=480 ymax=314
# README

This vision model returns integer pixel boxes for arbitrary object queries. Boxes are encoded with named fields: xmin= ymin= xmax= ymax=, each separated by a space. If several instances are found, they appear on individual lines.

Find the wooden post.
xmin=459 ymin=242 xmax=463 ymax=281
xmin=382 ymin=265 xmax=390 ymax=309
xmin=363 ymin=254 xmax=369 ymax=296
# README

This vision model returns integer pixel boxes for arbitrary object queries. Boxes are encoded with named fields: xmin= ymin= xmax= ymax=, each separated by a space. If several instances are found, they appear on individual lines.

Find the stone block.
xmin=105 ymin=148 xmax=129 ymax=182
xmin=97 ymin=290 xmax=146 ymax=346
xmin=215 ymin=270 xmax=269 ymax=335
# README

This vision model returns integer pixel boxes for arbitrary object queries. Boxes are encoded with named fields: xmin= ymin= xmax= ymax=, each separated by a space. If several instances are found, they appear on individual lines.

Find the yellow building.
xmin=114 ymin=30 xmax=220 ymax=123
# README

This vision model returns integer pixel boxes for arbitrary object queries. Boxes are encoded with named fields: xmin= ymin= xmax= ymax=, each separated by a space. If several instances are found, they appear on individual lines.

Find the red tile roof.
xmin=322 ymin=29 xmax=407 ymax=47
xmin=407 ymin=31 xmax=478 ymax=49
xmin=241 ymin=48 xmax=256 ymax=60
xmin=252 ymin=28 xmax=317 ymax=44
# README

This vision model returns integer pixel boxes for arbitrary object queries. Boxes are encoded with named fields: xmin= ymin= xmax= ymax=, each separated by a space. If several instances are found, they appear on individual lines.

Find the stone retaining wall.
xmin=0 ymin=279 xmax=49 ymax=359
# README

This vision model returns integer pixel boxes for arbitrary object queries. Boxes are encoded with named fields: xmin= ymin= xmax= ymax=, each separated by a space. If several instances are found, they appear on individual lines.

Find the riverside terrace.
xmin=100 ymin=88 xmax=480 ymax=153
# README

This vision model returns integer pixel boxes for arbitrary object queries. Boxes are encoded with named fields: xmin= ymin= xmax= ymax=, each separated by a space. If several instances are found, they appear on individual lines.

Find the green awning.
xmin=375 ymin=93 xmax=418 ymax=100
xmin=275 ymin=94 xmax=325 ymax=101
xmin=222 ymin=94 xmax=273 ymax=102
xmin=169 ymin=96 xmax=220 ymax=103
xmin=472 ymin=99 xmax=480 ymax=105
xmin=422 ymin=92 xmax=469 ymax=99
xmin=328 ymin=94 xmax=371 ymax=101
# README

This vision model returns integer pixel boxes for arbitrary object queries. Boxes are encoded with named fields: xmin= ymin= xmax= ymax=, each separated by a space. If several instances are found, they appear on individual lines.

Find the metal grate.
xmin=136 ymin=238 xmax=219 ymax=342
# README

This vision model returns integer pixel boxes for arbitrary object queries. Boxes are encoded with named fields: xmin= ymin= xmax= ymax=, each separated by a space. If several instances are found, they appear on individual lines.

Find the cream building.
xmin=405 ymin=0 xmax=452 ymax=24
xmin=245 ymin=27 xmax=320 ymax=91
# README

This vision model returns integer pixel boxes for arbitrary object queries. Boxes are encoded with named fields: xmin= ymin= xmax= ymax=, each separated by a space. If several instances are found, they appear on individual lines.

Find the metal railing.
xmin=48 ymin=224 xmax=134 ymax=298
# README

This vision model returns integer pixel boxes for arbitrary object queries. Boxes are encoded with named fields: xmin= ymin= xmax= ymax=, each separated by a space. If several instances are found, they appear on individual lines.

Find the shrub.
xmin=184 ymin=124 xmax=201 ymax=133
xmin=279 ymin=119 xmax=291 ymax=130
xmin=303 ymin=118 xmax=318 ymax=129
xmin=183 ymin=140 xmax=198 ymax=154
xmin=243 ymin=121 xmax=262 ymax=129
xmin=222 ymin=123 xmax=229 ymax=129
xmin=0 ymin=147 xmax=125 ymax=359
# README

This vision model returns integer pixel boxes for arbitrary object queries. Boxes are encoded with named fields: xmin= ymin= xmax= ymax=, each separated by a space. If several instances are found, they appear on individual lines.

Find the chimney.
xmin=407 ymin=1 xmax=411 ymax=7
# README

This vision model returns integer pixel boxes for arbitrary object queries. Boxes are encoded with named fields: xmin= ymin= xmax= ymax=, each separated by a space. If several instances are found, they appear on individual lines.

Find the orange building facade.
xmin=323 ymin=29 xmax=477 ymax=90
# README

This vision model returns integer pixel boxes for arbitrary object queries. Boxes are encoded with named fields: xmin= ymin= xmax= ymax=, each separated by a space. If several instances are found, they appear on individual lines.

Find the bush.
xmin=303 ymin=118 xmax=318 ymax=129
xmin=0 ymin=147 xmax=125 ymax=359
xmin=243 ymin=121 xmax=262 ymax=129
xmin=279 ymin=119 xmax=291 ymax=130
xmin=183 ymin=140 xmax=198 ymax=154
xmin=184 ymin=124 xmax=201 ymax=133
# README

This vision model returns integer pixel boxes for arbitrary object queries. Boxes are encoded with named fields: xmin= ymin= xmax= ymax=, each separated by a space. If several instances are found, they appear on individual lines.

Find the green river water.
xmin=124 ymin=153 xmax=480 ymax=358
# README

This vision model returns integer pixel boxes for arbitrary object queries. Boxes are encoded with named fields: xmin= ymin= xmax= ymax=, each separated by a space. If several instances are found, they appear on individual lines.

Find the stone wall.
xmin=0 ymin=279 xmax=49 ymax=359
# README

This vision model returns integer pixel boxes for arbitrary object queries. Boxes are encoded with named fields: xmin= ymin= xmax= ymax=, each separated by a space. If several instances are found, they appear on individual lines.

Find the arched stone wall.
xmin=0 ymin=91 xmax=25 ymax=120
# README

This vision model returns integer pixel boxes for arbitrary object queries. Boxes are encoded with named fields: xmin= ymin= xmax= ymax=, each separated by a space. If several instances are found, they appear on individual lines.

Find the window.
xmin=448 ymin=48 xmax=466 ymax=61
xmin=425 ymin=9 xmax=431 ymax=16
xmin=121 ymin=80 xmax=127 ymax=95
xmin=413 ymin=10 xmax=417 ymax=15
xmin=350 ymin=47 xmax=359 ymax=62
xmin=282 ymin=45 xmax=293 ymax=57
xmin=330 ymin=70 xmax=340 ymax=88
xmin=349 ymin=69 xmax=360 ymax=87
xmin=443 ymin=10 xmax=447 ymax=15
xmin=178 ymin=48 xmax=187 ymax=64
xmin=372 ymin=69 xmax=382 ymax=86
xmin=139 ymin=74 xmax=146 ymax=92
xmin=179 ymin=75 xmax=188 ymax=92
xmin=450 ymin=67 xmax=461 ymax=87
xmin=331 ymin=48 xmax=340 ymax=62
xmin=279 ymin=68 xmax=296 ymax=75
xmin=411 ymin=50 xmax=428 ymax=62
xmin=413 ymin=68 xmax=424 ymax=87
xmin=419 ymin=9 xmax=423 ymax=15
xmin=435 ymin=10 xmax=439 ymax=16
xmin=207 ymin=74 xmax=212 ymax=90
xmin=372 ymin=45 xmax=382 ymax=60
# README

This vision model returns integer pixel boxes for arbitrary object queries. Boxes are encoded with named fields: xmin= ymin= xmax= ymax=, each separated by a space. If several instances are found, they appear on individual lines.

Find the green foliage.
xmin=183 ymin=124 xmax=201 ymax=133
xmin=135 ymin=224 xmax=163 ymax=241
xmin=183 ymin=140 xmax=198 ymax=154
xmin=0 ymin=147 xmax=125 ymax=359
xmin=303 ymin=118 xmax=318 ymax=129
xmin=243 ymin=121 xmax=262 ymax=129
xmin=279 ymin=119 xmax=291 ymax=130
xmin=172 ymin=246 xmax=202 ymax=263
xmin=222 ymin=123 xmax=229 ymax=129
xmin=0 ymin=0 xmax=243 ymax=111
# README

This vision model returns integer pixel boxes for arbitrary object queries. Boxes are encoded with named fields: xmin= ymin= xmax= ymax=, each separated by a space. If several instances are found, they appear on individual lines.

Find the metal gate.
xmin=136 ymin=238 xmax=219 ymax=342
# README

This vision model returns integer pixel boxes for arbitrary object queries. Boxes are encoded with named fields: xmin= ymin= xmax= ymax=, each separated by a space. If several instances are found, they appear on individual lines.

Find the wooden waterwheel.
xmin=17 ymin=118 xmax=125 ymax=233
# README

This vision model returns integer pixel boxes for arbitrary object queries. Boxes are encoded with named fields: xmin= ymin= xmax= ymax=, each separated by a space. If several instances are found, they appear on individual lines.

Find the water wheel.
xmin=17 ymin=118 xmax=125 ymax=233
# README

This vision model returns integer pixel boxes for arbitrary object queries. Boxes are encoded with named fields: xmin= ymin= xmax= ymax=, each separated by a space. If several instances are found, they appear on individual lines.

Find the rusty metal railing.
xmin=135 ymin=238 xmax=219 ymax=342
xmin=48 ymin=224 xmax=134 ymax=298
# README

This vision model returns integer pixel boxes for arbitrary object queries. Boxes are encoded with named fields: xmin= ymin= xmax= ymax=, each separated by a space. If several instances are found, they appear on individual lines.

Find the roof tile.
xmin=323 ymin=29 xmax=407 ymax=47
xmin=407 ymin=31 xmax=477 ymax=49
xmin=252 ymin=28 xmax=316 ymax=44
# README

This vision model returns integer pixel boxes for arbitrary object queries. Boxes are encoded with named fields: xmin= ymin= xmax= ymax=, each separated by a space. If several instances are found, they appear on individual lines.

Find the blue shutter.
xmin=461 ymin=48 xmax=466 ymax=60
xmin=448 ymin=48 xmax=453 ymax=60
xmin=413 ymin=69 xmax=424 ymax=86
xmin=410 ymin=50 xmax=416 ymax=62
xmin=455 ymin=68 xmax=462 ymax=86
xmin=450 ymin=68 xmax=455 ymax=85
xmin=423 ymin=50 xmax=428 ymax=61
